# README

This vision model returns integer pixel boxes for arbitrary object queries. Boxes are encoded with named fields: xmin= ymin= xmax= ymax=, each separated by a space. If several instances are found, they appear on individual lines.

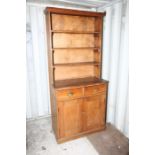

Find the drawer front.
xmin=84 ymin=84 xmax=106 ymax=96
xmin=56 ymin=88 xmax=83 ymax=100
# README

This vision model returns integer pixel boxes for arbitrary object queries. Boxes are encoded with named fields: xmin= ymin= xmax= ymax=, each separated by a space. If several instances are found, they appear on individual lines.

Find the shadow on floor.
xmin=86 ymin=123 xmax=129 ymax=155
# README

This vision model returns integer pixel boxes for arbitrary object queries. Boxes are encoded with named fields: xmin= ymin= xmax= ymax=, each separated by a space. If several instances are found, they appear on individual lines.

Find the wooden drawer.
xmin=84 ymin=84 xmax=106 ymax=96
xmin=55 ymin=88 xmax=83 ymax=100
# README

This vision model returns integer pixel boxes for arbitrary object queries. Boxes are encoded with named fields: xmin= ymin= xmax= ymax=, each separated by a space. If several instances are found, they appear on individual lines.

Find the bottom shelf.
xmin=54 ymin=77 xmax=108 ymax=89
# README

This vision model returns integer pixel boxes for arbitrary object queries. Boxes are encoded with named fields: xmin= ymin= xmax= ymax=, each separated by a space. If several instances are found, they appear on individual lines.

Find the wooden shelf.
xmin=51 ymin=47 xmax=101 ymax=50
xmin=51 ymin=30 xmax=101 ymax=34
xmin=53 ymin=62 xmax=100 ymax=67
xmin=54 ymin=77 xmax=108 ymax=89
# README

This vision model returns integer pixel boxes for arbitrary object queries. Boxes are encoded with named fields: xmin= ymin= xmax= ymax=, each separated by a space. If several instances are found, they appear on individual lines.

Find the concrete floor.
xmin=26 ymin=117 xmax=129 ymax=155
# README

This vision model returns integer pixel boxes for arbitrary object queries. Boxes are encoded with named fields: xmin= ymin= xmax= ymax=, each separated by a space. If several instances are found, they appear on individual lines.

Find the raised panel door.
xmin=83 ymin=93 xmax=106 ymax=131
xmin=58 ymin=99 xmax=83 ymax=138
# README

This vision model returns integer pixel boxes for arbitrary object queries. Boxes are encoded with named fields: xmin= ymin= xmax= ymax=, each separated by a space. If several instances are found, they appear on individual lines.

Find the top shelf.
xmin=51 ymin=30 xmax=101 ymax=34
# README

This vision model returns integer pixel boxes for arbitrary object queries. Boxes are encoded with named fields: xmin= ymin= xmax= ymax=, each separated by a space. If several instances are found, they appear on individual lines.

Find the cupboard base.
xmin=56 ymin=125 xmax=106 ymax=143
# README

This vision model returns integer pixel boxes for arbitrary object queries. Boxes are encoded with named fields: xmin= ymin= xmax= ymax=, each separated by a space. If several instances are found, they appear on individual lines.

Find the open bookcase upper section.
xmin=45 ymin=7 xmax=106 ymax=86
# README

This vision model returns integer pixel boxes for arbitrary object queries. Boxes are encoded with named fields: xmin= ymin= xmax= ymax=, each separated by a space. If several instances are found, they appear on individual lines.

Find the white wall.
xmin=26 ymin=0 xmax=129 ymax=137
xmin=26 ymin=6 xmax=50 ymax=118
xmin=99 ymin=0 xmax=129 ymax=137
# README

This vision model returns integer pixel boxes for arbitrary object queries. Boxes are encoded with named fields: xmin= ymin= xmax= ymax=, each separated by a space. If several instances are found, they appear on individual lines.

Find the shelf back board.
xmin=53 ymin=33 xmax=95 ymax=48
xmin=53 ymin=65 xmax=99 ymax=80
xmin=51 ymin=14 xmax=95 ymax=31
xmin=53 ymin=49 xmax=94 ymax=64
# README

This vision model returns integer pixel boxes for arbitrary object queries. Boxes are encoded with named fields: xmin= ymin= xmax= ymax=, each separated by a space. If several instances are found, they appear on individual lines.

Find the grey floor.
xmin=26 ymin=117 xmax=129 ymax=155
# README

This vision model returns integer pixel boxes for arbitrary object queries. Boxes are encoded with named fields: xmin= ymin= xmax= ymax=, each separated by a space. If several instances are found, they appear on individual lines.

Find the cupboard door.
xmin=58 ymin=99 xmax=83 ymax=138
xmin=83 ymin=94 xmax=106 ymax=131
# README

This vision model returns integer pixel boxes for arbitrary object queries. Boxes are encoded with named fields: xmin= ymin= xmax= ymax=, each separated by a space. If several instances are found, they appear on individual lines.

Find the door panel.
xmin=58 ymin=99 xmax=83 ymax=138
xmin=83 ymin=94 xmax=106 ymax=131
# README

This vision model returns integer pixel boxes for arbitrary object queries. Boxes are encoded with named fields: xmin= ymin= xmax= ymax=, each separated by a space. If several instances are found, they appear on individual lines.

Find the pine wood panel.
xmin=54 ymin=49 xmax=94 ymax=64
xmin=52 ymin=14 xmax=95 ymax=31
xmin=53 ymin=33 xmax=94 ymax=48
xmin=58 ymin=99 xmax=83 ymax=138
xmin=83 ymin=94 xmax=106 ymax=131
xmin=54 ymin=65 xmax=95 ymax=80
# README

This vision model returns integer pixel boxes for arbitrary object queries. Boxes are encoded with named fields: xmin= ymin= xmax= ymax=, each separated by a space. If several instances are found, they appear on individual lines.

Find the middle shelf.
xmin=53 ymin=62 xmax=100 ymax=67
xmin=51 ymin=30 xmax=101 ymax=34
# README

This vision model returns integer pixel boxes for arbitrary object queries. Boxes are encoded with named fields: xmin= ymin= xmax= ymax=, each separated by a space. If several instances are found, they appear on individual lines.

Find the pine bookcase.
xmin=45 ymin=7 xmax=108 ymax=143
